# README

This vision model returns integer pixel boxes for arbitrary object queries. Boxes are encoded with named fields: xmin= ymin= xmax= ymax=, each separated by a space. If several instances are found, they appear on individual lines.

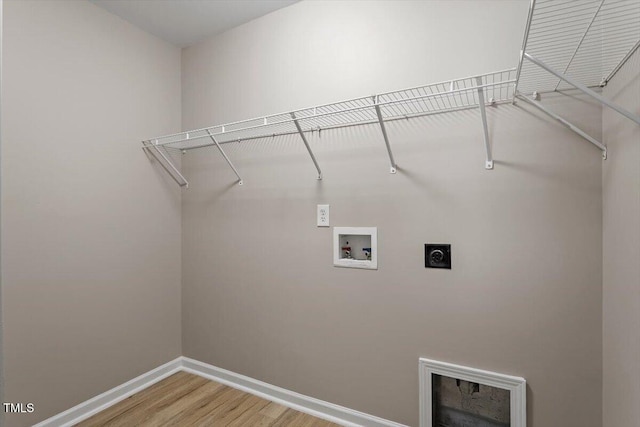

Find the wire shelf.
xmin=516 ymin=0 xmax=640 ymax=95
xmin=143 ymin=69 xmax=515 ymax=152
xmin=142 ymin=1 xmax=638 ymax=189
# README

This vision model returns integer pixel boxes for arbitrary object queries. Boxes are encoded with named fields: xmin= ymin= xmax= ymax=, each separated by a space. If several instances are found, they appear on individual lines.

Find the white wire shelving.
xmin=143 ymin=0 xmax=640 ymax=188
xmin=513 ymin=0 xmax=640 ymax=159
xmin=143 ymin=70 xmax=516 ymax=187
xmin=516 ymin=0 xmax=640 ymax=94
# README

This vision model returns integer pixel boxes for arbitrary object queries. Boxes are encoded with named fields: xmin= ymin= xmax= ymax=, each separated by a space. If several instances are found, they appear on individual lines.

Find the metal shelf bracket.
xmin=374 ymin=95 xmax=397 ymax=174
xmin=523 ymin=53 xmax=640 ymax=126
xmin=144 ymin=141 xmax=189 ymax=188
xmin=476 ymin=76 xmax=494 ymax=170
xmin=206 ymin=130 xmax=243 ymax=185
xmin=291 ymin=112 xmax=323 ymax=180
xmin=517 ymin=93 xmax=607 ymax=155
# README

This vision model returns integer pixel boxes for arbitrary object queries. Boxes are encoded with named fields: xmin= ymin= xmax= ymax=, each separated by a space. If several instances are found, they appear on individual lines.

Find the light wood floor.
xmin=74 ymin=371 xmax=340 ymax=427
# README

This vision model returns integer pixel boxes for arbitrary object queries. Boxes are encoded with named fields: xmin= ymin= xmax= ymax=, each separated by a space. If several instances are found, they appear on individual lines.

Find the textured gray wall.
xmin=181 ymin=1 xmax=603 ymax=426
xmin=602 ymin=50 xmax=640 ymax=427
xmin=1 ymin=1 xmax=182 ymax=425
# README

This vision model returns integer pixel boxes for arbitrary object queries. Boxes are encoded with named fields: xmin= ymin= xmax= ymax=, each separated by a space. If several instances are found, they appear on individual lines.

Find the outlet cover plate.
xmin=317 ymin=204 xmax=330 ymax=227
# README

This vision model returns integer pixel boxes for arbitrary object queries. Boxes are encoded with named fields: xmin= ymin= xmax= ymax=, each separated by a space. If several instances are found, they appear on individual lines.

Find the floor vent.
xmin=419 ymin=358 xmax=526 ymax=427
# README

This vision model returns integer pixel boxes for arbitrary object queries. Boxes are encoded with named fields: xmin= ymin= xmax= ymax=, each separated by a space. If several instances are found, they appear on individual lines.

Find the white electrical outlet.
xmin=317 ymin=204 xmax=330 ymax=227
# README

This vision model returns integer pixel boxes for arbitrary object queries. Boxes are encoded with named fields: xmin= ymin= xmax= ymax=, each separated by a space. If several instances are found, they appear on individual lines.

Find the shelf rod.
xmin=374 ymin=96 xmax=397 ymax=174
xmin=553 ymin=0 xmax=605 ymax=92
xmin=517 ymin=94 xmax=607 ymax=156
xmin=524 ymin=52 xmax=640 ymax=126
xmin=291 ymin=112 xmax=322 ymax=180
xmin=146 ymin=143 xmax=189 ymax=188
xmin=147 ymin=80 xmax=515 ymax=148
xmin=206 ymin=130 xmax=243 ymax=185
xmin=144 ymin=68 xmax=516 ymax=145
xmin=178 ymin=102 xmax=511 ymax=151
xmin=475 ymin=77 xmax=494 ymax=169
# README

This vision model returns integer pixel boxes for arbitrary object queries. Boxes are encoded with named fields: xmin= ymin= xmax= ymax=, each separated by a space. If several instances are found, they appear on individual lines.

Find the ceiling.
xmin=89 ymin=0 xmax=300 ymax=48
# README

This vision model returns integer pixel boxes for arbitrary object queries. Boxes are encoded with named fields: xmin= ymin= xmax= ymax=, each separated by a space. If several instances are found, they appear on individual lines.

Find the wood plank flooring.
xmin=74 ymin=371 xmax=341 ymax=427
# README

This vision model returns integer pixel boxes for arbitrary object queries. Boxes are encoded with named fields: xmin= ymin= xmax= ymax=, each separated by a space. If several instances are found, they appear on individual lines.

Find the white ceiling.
xmin=89 ymin=0 xmax=300 ymax=48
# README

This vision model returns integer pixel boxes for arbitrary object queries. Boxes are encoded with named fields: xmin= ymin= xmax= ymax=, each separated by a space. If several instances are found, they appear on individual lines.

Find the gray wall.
xmin=602 ymin=50 xmax=640 ymax=427
xmin=1 ymin=1 xmax=182 ymax=425
xmin=181 ymin=1 xmax=603 ymax=426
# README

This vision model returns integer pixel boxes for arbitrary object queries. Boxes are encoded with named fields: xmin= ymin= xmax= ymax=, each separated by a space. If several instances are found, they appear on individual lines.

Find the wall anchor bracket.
xmin=374 ymin=95 xmax=398 ymax=174
xmin=524 ymin=52 xmax=640 ymax=126
xmin=517 ymin=94 xmax=607 ymax=155
xmin=206 ymin=130 xmax=243 ymax=185
xmin=291 ymin=112 xmax=323 ymax=180
xmin=476 ymin=76 xmax=494 ymax=170
xmin=144 ymin=141 xmax=189 ymax=188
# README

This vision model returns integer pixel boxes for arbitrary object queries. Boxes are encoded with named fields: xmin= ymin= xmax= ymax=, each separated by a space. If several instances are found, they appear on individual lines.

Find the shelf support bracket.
xmin=206 ymin=130 xmax=243 ymax=185
xmin=476 ymin=76 xmax=494 ymax=170
xmin=524 ymin=52 xmax=640 ymax=126
xmin=517 ymin=94 xmax=607 ymax=158
xmin=145 ymin=142 xmax=189 ymax=188
xmin=373 ymin=96 xmax=397 ymax=174
xmin=291 ymin=112 xmax=322 ymax=180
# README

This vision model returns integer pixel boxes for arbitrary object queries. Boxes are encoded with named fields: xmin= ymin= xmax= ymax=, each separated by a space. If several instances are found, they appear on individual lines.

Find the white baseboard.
xmin=34 ymin=356 xmax=408 ymax=427
xmin=32 ymin=357 xmax=183 ymax=427
xmin=181 ymin=357 xmax=407 ymax=427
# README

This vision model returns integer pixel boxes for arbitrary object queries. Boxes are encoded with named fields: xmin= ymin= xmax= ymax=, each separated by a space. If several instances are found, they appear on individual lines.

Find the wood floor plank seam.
xmin=74 ymin=372 xmax=340 ymax=427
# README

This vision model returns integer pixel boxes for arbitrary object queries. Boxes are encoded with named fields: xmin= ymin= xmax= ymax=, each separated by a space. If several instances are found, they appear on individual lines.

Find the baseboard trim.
xmin=32 ymin=357 xmax=183 ymax=427
xmin=34 ymin=356 xmax=407 ymax=427
xmin=181 ymin=357 xmax=407 ymax=427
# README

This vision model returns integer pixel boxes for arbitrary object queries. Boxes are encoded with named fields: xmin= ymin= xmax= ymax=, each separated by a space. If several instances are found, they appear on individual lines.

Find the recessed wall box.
xmin=333 ymin=227 xmax=378 ymax=270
